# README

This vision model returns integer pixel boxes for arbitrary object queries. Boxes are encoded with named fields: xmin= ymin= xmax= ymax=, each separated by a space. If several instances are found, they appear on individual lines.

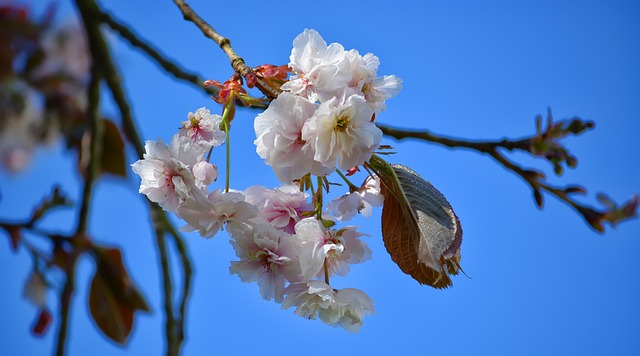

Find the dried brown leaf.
xmin=89 ymin=248 xmax=149 ymax=345
xmin=369 ymin=156 xmax=462 ymax=288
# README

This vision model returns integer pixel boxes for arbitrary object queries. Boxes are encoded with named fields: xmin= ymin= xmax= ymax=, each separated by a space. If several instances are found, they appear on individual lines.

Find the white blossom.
xmin=282 ymin=281 xmax=374 ymax=332
xmin=295 ymin=218 xmax=371 ymax=279
xmin=344 ymin=50 xmax=402 ymax=114
xmin=281 ymin=29 xmax=402 ymax=112
xmin=328 ymin=175 xmax=384 ymax=221
xmin=254 ymin=92 xmax=331 ymax=182
xmin=176 ymin=189 xmax=258 ymax=238
xmin=302 ymin=93 xmax=381 ymax=171
xmin=131 ymin=137 xmax=206 ymax=212
xmin=281 ymin=29 xmax=352 ymax=102
xmin=361 ymin=74 xmax=403 ymax=114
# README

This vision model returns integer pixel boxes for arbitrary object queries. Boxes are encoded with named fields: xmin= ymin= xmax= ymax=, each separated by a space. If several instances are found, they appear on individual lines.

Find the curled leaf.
xmin=368 ymin=156 xmax=462 ymax=288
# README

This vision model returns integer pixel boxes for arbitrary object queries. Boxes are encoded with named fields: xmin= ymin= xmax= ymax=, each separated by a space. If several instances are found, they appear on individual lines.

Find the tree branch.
xmin=94 ymin=7 xmax=219 ymax=98
xmin=378 ymin=122 xmax=638 ymax=232
xmin=54 ymin=254 xmax=78 ymax=356
xmin=167 ymin=219 xmax=192 ymax=347
xmin=171 ymin=0 xmax=279 ymax=99
xmin=151 ymin=208 xmax=177 ymax=356
xmin=76 ymin=2 xmax=193 ymax=353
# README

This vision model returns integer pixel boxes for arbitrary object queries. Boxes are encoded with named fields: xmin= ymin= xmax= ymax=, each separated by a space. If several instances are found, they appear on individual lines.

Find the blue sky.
xmin=1 ymin=0 xmax=639 ymax=355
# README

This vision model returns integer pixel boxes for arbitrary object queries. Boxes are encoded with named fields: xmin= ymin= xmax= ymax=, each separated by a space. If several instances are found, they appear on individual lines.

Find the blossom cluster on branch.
xmin=132 ymin=29 xmax=402 ymax=331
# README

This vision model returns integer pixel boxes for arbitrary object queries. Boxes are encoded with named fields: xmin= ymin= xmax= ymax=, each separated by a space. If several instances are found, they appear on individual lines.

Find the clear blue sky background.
xmin=1 ymin=0 xmax=639 ymax=355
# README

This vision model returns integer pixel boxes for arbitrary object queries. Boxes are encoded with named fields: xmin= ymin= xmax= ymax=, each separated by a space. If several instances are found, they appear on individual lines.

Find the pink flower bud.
xmin=193 ymin=161 xmax=218 ymax=187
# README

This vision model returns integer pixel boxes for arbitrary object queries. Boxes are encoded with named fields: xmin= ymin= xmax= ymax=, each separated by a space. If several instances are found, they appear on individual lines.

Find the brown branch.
xmin=78 ymin=2 xmax=193 ymax=353
xmin=167 ymin=222 xmax=192 ymax=348
xmin=55 ymin=0 xmax=106 ymax=352
xmin=151 ymin=208 xmax=177 ymax=356
xmin=94 ymin=7 xmax=219 ymax=98
xmin=171 ymin=0 xmax=279 ymax=99
xmin=54 ymin=254 xmax=78 ymax=356
xmin=74 ymin=65 xmax=103 ymax=236
xmin=378 ymin=124 xmax=530 ymax=152
xmin=379 ymin=122 xmax=638 ymax=232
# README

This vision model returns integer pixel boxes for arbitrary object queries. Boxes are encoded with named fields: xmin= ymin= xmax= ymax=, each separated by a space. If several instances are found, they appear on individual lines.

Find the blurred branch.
xmin=93 ymin=7 xmax=219 ymax=98
xmin=77 ymin=1 xmax=194 ymax=354
xmin=171 ymin=0 xmax=279 ymax=100
xmin=378 ymin=111 xmax=639 ymax=232
xmin=54 ymin=254 xmax=78 ymax=356
xmin=55 ymin=0 xmax=105 ymax=347
xmin=75 ymin=66 xmax=102 ymax=237
xmin=151 ymin=209 xmax=176 ymax=356
xmin=168 ymin=218 xmax=192 ymax=348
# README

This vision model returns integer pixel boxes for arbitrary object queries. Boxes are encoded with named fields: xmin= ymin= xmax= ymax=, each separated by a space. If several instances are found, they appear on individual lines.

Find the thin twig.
xmin=74 ymin=68 xmax=103 ymax=236
xmin=151 ymin=208 xmax=177 ymax=356
xmin=171 ymin=0 xmax=279 ymax=99
xmin=54 ymin=254 xmax=78 ymax=356
xmin=378 ymin=123 xmax=638 ymax=231
xmin=166 ymin=221 xmax=192 ymax=348
xmin=378 ymin=124 xmax=530 ymax=153
xmin=94 ymin=8 xmax=219 ymax=97
xmin=56 ymin=1 xmax=105 ymax=352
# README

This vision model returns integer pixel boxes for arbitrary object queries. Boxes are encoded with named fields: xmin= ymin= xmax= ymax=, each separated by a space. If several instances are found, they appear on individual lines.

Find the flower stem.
xmin=316 ymin=176 xmax=324 ymax=220
xmin=335 ymin=169 xmax=358 ymax=192
xmin=323 ymin=258 xmax=330 ymax=285
xmin=221 ymin=96 xmax=234 ymax=193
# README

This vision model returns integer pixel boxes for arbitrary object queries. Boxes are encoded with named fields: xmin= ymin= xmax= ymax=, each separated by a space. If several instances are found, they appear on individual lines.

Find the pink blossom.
xmin=131 ymin=138 xmax=206 ymax=212
xmin=179 ymin=107 xmax=226 ymax=147
xmin=176 ymin=189 xmax=258 ymax=238
xmin=229 ymin=223 xmax=301 ymax=302
xmin=192 ymin=161 xmax=218 ymax=188
xmin=245 ymin=184 xmax=312 ymax=234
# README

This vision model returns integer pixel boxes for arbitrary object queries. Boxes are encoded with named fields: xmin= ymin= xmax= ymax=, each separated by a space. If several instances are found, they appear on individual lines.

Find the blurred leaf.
xmin=368 ymin=156 xmax=462 ymax=289
xmin=99 ymin=119 xmax=126 ymax=177
xmin=89 ymin=248 xmax=149 ymax=345
xmin=31 ymin=308 xmax=52 ymax=337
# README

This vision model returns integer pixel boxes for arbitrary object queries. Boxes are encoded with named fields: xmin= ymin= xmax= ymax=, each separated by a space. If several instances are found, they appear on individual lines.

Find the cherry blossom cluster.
xmin=255 ymin=29 xmax=402 ymax=182
xmin=132 ymin=29 xmax=401 ymax=332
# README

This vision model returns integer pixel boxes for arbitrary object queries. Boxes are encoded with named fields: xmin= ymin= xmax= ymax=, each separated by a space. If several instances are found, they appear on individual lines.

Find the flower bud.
xmin=193 ymin=161 xmax=218 ymax=187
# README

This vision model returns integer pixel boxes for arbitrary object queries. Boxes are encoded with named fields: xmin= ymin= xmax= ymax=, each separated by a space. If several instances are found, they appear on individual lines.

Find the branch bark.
xmin=171 ymin=0 xmax=280 ymax=99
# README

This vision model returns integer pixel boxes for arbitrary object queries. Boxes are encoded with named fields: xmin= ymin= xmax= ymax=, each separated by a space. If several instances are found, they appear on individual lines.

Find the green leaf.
xmin=368 ymin=155 xmax=462 ymax=289
xmin=89 ymin=248 xmax=149 ymax=345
